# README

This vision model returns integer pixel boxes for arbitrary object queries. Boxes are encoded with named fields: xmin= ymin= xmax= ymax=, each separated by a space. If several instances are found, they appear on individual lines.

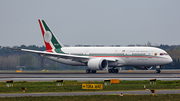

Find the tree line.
xmin=0 ymin=45 xmax=87 ymax=70
xmin=0 ymin=44 xmax=179 ymax=70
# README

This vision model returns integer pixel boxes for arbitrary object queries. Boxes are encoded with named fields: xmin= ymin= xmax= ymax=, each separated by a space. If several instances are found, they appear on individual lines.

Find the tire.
xmin=108 ymin=69 xmax=112 ymax=73
xmin=115 ymin=69 xmax=118 ymax=73
xmin=111 ymin=69 xmax=115 ymax=73
xmin=86 ymin=69 xmax=90 ymax=73
xmin=156 ymin=69 xmax=161 ymax=73
xmin=92 ymin=70 xmax=96 ymax=73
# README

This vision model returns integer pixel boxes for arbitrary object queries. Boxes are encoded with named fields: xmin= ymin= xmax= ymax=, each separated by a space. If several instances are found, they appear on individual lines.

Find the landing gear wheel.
xmin=156 ymin=69 xmax=161 ymax=73
xmin=86 ymin=69 xmax=90 ymax=73
xmin=111 ymin=69 xmax=115 ymax=73
xmin=108 ymin=68 xmax=119 ymax=73
xmin=92 ymin=70 xmax=96 ymax=73
xmin=115 ymin=69 xmax=118 ymax=73
xmin=108 ymin=69 xmax=112 ymax=73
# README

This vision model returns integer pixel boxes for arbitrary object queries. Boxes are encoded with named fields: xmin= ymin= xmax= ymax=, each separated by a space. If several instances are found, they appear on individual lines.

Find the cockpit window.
xmin=160 ymin=53 xmax=163 ymax=55
xmin=160 ymin=53 xmax=168 ymax=55
xmin=164 ymin=53 xmax=168 ymax=55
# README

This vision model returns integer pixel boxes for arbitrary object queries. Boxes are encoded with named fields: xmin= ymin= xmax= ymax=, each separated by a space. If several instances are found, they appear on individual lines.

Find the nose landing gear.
xmin=156 ymin=66 xmax=162 ymax=73
xmin=156 ymin=69 xmax=161 ymax=73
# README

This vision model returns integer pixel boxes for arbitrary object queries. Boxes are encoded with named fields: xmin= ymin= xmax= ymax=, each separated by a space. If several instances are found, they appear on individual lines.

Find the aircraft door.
xmin=149 ymin=50 xmax=158 ymax=65
xmin=126 ymin=51 xmax=133 ymax=64
xmin=83 ymin=50 xmax=89 ymax=56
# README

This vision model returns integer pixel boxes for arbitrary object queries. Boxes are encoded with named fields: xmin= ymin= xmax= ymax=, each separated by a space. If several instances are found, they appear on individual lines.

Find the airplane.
xmin=8 ymin=19 xmax=173 ymax=73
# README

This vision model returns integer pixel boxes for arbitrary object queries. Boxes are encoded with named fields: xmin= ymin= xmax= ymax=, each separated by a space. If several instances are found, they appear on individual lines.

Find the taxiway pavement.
xmin=0 ymin=90 xmax=180 ymax=97
xmin=0 ymin=71 xmax=180 ymax=81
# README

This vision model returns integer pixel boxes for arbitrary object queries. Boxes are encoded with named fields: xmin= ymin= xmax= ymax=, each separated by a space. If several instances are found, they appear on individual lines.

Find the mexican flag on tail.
xmin=38 ymin=19 xmax=64 ymax=52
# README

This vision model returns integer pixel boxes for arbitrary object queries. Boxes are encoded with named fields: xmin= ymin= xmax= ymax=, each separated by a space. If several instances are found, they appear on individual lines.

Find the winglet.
xmin=38 ymin=19 xmax=64 ymax=50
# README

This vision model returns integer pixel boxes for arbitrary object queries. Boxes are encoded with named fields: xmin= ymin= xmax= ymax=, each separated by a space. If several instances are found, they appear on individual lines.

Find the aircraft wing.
xmin=7 ymin=48 xmax=117 ymax=63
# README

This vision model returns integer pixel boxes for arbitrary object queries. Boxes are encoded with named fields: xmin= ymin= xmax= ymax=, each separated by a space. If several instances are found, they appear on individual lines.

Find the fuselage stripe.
xmin=90 ymin=56 xmax=165 ymax=59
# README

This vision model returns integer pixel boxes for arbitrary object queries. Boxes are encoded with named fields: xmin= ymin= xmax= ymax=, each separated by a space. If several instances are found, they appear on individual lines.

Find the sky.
xmin=0 ymin=0 xmax=180 ymax=47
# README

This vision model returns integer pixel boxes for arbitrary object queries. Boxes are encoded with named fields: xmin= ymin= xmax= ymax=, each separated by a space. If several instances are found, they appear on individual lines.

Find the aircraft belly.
xmin=123 ymin=57 xmax=159 ymax=66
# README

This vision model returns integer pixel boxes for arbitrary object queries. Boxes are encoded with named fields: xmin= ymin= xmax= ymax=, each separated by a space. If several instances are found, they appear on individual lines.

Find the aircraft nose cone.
xmin=167 ymin=57 xmax=173 ymax=64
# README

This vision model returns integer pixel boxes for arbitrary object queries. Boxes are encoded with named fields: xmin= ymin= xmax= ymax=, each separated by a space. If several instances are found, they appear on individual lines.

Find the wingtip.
xmin=5 ymin=47 xmax=21 ymax=51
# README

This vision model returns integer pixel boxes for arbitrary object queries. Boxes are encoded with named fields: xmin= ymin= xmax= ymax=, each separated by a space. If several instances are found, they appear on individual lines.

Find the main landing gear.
xmin=108 ymin=67 xmax=118 ymax=73
xmin=86 ymin=69 xmax=96 ymax=73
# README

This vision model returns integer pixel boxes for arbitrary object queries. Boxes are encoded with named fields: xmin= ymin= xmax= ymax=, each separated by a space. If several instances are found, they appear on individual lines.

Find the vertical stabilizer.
xmin=38 ymin=19 xmax=63 ymax=50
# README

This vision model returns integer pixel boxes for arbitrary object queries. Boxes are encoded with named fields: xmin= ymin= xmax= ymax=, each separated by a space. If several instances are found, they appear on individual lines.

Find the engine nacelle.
xmin=134 ymin=66 xmax=152 ymax=70
xmin=87 ymin=58 xmax=108 ymax=70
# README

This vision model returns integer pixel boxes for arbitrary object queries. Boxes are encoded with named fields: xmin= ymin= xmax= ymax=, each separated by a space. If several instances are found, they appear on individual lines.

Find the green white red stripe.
xmin=38 ymin=19 xmax=64 ymax=53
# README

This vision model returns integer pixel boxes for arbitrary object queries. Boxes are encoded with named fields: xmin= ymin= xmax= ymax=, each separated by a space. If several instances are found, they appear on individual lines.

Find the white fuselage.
xmin=45 ymin=47 xmax=172 ymax=67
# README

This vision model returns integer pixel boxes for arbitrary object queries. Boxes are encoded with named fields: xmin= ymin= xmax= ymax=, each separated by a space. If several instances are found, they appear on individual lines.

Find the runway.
xmin=0 ymin=90 xmax=180 ymax=97
xmin=0 ymin=70 xmax=180 ymax=81
xmin=1 ymin=73 xmax=180 ymax=78
xmin=0 ymin=71 xmax=180 ymax=97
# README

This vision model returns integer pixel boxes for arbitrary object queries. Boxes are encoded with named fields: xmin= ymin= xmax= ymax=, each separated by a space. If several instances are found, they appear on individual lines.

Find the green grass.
xmin=0 ymin=94 xmax=180 ymax=101
xmin=0 ymin=80 xmax=180 ymax=93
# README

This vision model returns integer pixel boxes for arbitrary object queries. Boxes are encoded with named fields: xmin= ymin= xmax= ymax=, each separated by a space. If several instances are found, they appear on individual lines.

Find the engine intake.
xmin=87 ymin=58 xmax=108 ymax=70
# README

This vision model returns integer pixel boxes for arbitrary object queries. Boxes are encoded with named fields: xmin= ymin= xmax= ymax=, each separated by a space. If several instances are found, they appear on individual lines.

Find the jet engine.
xmin=87 ymin=58 xmax=108 ymax=70
xmin=134 ymin=66 xmax=152 ymax=70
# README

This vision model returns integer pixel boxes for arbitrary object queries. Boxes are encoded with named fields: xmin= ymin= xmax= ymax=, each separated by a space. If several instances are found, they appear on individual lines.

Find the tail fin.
xmin=38 ymin=19 xmax=63 ymax=50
